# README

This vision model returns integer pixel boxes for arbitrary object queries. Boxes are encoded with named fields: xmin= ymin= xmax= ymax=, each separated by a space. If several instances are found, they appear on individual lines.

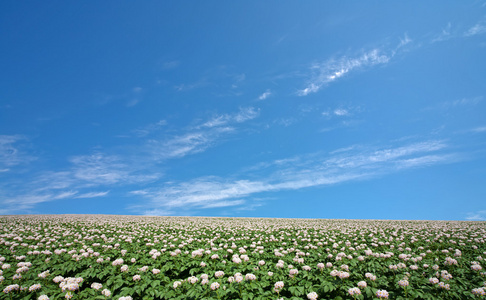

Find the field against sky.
xmin=0 ymin=2 xmax=485 ymax=220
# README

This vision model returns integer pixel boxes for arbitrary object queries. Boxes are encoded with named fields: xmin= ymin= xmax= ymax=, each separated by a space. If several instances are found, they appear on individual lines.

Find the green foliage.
xmin=0 ymin=216 xmax=484 ymax=300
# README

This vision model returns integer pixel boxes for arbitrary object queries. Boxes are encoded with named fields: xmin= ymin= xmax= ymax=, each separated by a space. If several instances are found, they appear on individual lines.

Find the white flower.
xmin=274 ymin=281 xmax=284 ymax=292
xmin=215 ymin=271 xmax=224 ymax=278
xmin=376 ymin=289 xmax=389 ymax=299
xmin=348 ymin=287 xmax=361 ymax=296
xmin=398 ymin=279 xmax=409 ymax=287
xmin=307 ymin=291 xmax=318 ymax=300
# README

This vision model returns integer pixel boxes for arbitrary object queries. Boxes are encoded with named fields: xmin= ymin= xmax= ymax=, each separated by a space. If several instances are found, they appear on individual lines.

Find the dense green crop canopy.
xmin=0 ymin=215 xmax=485 ymax=299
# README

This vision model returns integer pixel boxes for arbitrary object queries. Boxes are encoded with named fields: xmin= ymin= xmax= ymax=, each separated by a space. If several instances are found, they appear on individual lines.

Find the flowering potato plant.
xmin=0 ymin=215 xmax=485 ymax=300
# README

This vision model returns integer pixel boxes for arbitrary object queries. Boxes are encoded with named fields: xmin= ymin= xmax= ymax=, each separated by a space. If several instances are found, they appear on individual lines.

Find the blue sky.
xmin=1 ymin=2 xmax=486 ymax=220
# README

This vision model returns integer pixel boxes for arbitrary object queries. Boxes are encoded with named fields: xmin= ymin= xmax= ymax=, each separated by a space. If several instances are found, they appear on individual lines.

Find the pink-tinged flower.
xmin=121 ymin=265 xmax=129 ymax=272
xmin=317 ymin=263 xmax=325 ymax=270
xmin=398 ymin=279 xmax=409 ymax=287
xmin=429 ymin=277 xmax=439 ymax=284
xmin=274 ymin=281 xmax=284 ymax=292
xmin=188 ymin=276 xmax=198 ymax=284
xmin=438 ymin=282 xmax=450 ymax=290
xmin=258 ymin=260 xmax=265 ymax=266
xmin=3 ymin=284 xmax=20 ymax=293
xmin=289 ymin=269 xmax=299 ymax=277
xmin=53 ymin=276 xmax=64 ymax=283
xmin=152 ymin=268 xmax=160 ymax=275
xmin=444 ymin=257 xmax=458 ymax=266
xmin=215 ymin=271 xmax=224 ymax=278
xmin=472 ymin=288 xmax=485 ymax=296
xmin=268 ymin=272 xmax=274 ymax=276
xmin=235 ymin=275 xmax=243 ymax=283
xmin=91 ymin=283 xmax=102 ymax=290
xmin=101 ymin=289 xmax=111 ymax=297
xmin=245 ymin=273 xmax=256 ymax=281
xmin=112 ymin=258 xmax=123 ymax=266
xmin=38 ymin=295 xmax=50 ymax=300
xmin=210 ymin=282 xmax=220 ymax=290
xmin=472 ymin=264 xmax=483 ymax=271
xmin=133 ymin=275 xmax=141 ymax=281
xmin=38 ymin=270 xmax=50 ymax=279
xmin=13 ymin=274 xmax=22 ymax=280
xmin=173 ymin=281 xmax=181 ymax=289
xmin=358 ymin=281 xmax=367 ymax=288
xmin=326 ymin=262 xmax=333 ymax=268
xmin=307 ymin=291 xmax=318 ymax=300
xmin=200 ymin=262 xmax=206 ymax=267
xmin=376 ymin=289 xmax=389 ymax=299
xmin=348 ymin=287 xmax=361 ymax=296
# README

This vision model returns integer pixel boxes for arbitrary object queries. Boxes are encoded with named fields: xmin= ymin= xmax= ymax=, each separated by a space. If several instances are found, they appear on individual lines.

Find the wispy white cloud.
xmin=432 ymin=23 xmax=453 ymax=43
xmin=396 ymin=33 xmax=412 ymax=51
xmin=0 ymin=135 xmax=35 ymax=169
xmin=129 ymin=120 xmax=167 ymax=137
xmin=201 ymin=107 xmax=259 ymax=128
xmin=322 ymin=105 xmax=362 ymax=119
xmin=471 ymin=126 xmax=486 ymax=133
xmin=126 ymin=98 xmax=141 ymax=107
xmin=133 ymin=139 xmax=457 ymax=214
xmin=0 ymin=106 xmax=259 ymax=214
xmin=149 ymin=127 xmax=235 ymax=160
xmin=75 ymin=191 xmax=109 ymax=198
xmin=0 ymin=149 xmax=161 ymax=214
xmin=234 ymin=107 xmax=260 ymax=123
xmin=0 ymin=189 xmax=83 ymax=214
xmin=162 ymin=60 xmax=179 ymax=69
xmin=451 ymin=96 xmax=483 ymax=106
xmin=70 ymin=154 xmax=132 ymax=185
xmin=466 ymin=210 xmax=486 ymax=221
xmin=297 ymin=48 xmax=391 ymax=96
xmin=201 ymin=199 xmax=245 ymax=209
xmin=175 ymin=67 xmax=246 ymax=93
xmin=465 ymin=20 xmax=486 ymax=37
xmin=148 ymin=107 xmax=259 ymax=160
xmin=423 ymin=96 xmax=483 ymax=112
xmin=333 ymin=108 xmax=349 ymax=116
xmin=258 ymin=90 xmax=272 ymax=100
